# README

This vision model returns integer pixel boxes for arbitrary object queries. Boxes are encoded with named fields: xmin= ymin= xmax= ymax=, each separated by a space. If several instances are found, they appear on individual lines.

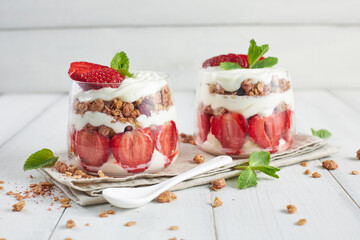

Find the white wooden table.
xmin=1 ymin=90 xmax=360 ymax=240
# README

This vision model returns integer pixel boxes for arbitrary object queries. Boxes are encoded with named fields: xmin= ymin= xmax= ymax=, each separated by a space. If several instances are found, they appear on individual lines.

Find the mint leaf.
xmin=252 ymin=57 xmax=278 ymax=68
xmin=252 ymin=166 xmax=280 ymax=178
xmin=311 ymin=128 xmax=332 ymax=139
xmin=23 ymin=149 xmax=59 ymax=171
xmin=249 ymin=151 xmax=270 ymax=166
xmin=110 ymin=51 xmax=134 ymax=77
xmin=238 ymin=167 xmax=257 ymax=189
xmin=220 ymin=62 xmax=242 ymax=70
xmin=248 ymin=39 xmax=269 ymax=68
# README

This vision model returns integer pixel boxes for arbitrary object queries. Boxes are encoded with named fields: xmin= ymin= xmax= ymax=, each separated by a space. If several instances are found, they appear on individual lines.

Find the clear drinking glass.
xmin=67 ymin=71 xmax=179 ymax=176
xmin=194 ymin=67 xmax=295 ymax=158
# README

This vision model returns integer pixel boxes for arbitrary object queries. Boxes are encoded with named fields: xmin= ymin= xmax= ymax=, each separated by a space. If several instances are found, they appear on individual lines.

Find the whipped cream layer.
xmin=75 ymin=70 xmax=168 ymax=103
xmin=70 ymin=150 xmax=179 ymax=177
xmin=70 ymin=106 xmax=177 ymax=133
xmin=199 ymin=67 xmax=289 ymax=92
xmin=196 ymin=82 xmax=294 ymax=119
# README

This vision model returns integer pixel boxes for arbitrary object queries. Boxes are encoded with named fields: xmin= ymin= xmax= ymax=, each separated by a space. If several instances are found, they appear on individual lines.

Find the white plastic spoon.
xmin=102 ymin=155 xmax=233 ymax=208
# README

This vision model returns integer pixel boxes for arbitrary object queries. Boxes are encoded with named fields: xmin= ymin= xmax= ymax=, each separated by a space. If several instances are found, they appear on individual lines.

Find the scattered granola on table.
xmin=300 ymin=162 xmax=308 ymax=167
xmin=297 ymin=219 xmax=307 ymax=226
xmin=99 ymin=211 xmax=108 ymax=218
xmin=193 ymin=154 xmax=205 ymax=164
xmin=66 ymin=219 xmax=75 ymax=229
xmin=169 ymin=226 xmax=179 ymax=231
xmin=179 ymin=133 xmax=196 ymax=145
xmin=322 ymin=160 xmax=338 ymax=170
xmin=352 ymin=170 xmax=359 ymax=175
xmin=356 ymin=149 xmax=360 ymax=160
xmin=286 ymin=204 xmax=297 ymax=214
xmin=12 ymin=200 xmax=25 ymax=212
xmin=125 ymin=221 xmax=136 ymax=227
xmin=212 ymin=178 xmax=226 ymax=191
xmin=304 ymin=170 xmax=311 ymax=175
xmin=312 ymin=172 xmax=321 ymax=178
xmin=157 ymin=190 xmax=177 ymax=203
xmin=213 ymin=197 xmax=223 ymax=208
xmin=107 ymin=210 xmax=116 ymax=215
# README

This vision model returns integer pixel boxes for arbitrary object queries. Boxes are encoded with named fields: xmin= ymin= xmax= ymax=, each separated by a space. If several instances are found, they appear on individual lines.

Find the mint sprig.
xmin=252 ymin=57 xmax=278 ymax=68
xmin=23 ymin=149 xmax=59 ymax=171
xmin=234 ymin=151 xmax=280 ymax=189
xmin=311 ymin=128 xmax=332 ymax=139
xmin=220 ymin=62 xmax=242 ymax=70
xmin=111 ymin=51 xmax=134 ymax=78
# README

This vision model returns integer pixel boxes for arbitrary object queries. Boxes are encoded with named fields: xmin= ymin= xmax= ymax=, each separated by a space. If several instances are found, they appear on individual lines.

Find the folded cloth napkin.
xmin=38 ymin=133 xmax=337 ymax=206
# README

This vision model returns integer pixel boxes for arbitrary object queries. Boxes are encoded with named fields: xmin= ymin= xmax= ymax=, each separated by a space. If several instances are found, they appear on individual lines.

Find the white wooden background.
xmin=1 ymin=90 xmax=360 ymax=240
xmin=0 ymin=0 xmax=360 ymax=93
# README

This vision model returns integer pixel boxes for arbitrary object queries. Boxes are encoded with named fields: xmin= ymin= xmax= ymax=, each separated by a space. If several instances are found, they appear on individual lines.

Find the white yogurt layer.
xmin=69 ymin=106 xmax=177 ymax=133
xmin=75 ymin=70 xmax=168 ymax=103
xmin=199 ymin=67 xmax=289 ymax=92
xmin=196 ymin=82 xmax=294 ymax=119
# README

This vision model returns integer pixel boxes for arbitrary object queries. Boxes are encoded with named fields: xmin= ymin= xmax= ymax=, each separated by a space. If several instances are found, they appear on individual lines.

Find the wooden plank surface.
xmin=1 ymin=26 xmax=360 ymax=93
xmin=1 ymin=0 xmax=359 ymax=28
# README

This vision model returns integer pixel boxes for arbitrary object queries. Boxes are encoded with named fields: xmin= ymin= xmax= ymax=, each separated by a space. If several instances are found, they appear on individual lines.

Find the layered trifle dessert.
xmin=67 ymin=52 xmax=179 ymax=176
xmin=195 ymin=40 xmax=295 ymax=157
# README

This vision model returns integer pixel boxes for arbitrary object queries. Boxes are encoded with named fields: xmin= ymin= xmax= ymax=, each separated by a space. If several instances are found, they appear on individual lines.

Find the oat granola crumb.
xmin=312 ymin=172 xmax=321 ymax=178
xmin=212 ymin=178 xmax=226 ymax=191
xmin=98 ymin=170 xmax=108 ymax=178
xmin=357 ymin=149 xmax=360 ymax=160
xmin=168 ymin=238 xmax=177 ymax=240
xmin=157 ymin=190 xmax=177 ymax=203
xmin=304 ymin=170 xmax=311 ymax=175
xmin=193 ymin=154 xmax=205 ymax=164
xmin=6 ymin=191 xmax=14 ymax=195
xmin=85 ymin=223 xmax=90 ymax=226
xmin=60 ymin=198 xmax=70 ymax=204
xmin=213 ymin=197 xmax=223 ymax=208
xmin=297 ymin=219 xmax=307 ymax=226
xmin=352 ymin=170 xmax=359 ymax=175
xmin=12 ymin=200 xmax=25 ymax=212
xmin=99 ymin=211 xmax=108 ymax=218
xmin=169 ymin=226 xmax=179 ymax=231
xmin=54 ymin=197 xmax=59 ymax=201
xmin=322 ymin=160 xmax=338 ymax=170
xmin=107 ymin=210 xmax=116 ymax=215
xmin=48 ymin=208 xmax=52 ymax=211
xmin=0 ymin=180 xmax=4 ymax=184
xmin=66 ymin=219 xmax=75 ymax=229
xmin=125 ymin=221 xmax=136 ymax=227
xmin=29 ymin=174 xmax=33 ymax=178
xmin=286 ymin=204 xmax=297 ymax=214
xmin=300 ymin=162 xmax=308 ymax=167
xmin=0 ymin=186 xmax=3 ymax=190
xmin=61 ymin=204 xmax=72 ymax=208
xmin=65 ymin=238 xmax=72 ymax=240
xmin=180 ymin=133 xmax=196 ymax=145
xmin=65 ymin=172 xmax=72 ymax=176
xmin=55 ymin=161 xmax=68 ymax=173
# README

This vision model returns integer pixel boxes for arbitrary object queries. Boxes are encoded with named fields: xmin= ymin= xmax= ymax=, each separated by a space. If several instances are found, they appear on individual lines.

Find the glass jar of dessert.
xmin=67 ymin=52 xmax=179 ymax=176
xmin=195 ymin=40 xmax=295 ymax=157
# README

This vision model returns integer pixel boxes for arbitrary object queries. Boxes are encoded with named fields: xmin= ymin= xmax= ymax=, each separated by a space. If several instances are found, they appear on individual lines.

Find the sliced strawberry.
xmin=197 ymin=110 xmax=211 ymax=142
xmin=248 ymin=111 xmax=286 ymax=152
xmin=211 ymin=112 xmax=247 ymax=155
xmin=202 ymin=54 xmax=265 ymax=69
xmin=283 ymin=110 xmax=293 ymax=142
xmin=68 ymin=61 xmax=125 ymax=90
xmin=155 ymin=121 xmax=179 ymax=167
xmin=248 ymin=115 xmax=272 ymax=149
xmin=110 ymin=128 xmax=154 ymax=173
xmin=74 ymin=129 xmax=110 ymax=167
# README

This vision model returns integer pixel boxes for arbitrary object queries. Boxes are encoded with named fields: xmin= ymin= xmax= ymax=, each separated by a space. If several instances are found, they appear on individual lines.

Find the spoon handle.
xmin=156 ymin=155 xmax=233 ymax=193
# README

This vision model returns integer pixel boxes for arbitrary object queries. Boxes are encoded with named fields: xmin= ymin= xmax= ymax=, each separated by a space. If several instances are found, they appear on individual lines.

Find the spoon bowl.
xmin=103 ymin=155 xmax=233 ymax=208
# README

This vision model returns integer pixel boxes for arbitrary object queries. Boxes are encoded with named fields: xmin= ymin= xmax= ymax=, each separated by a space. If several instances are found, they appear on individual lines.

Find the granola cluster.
xmin=55 ymin=161 xmax=97 ymax=179
xmin=157 ymin=190 xmax=177 ymax=203
xmin=209 ymin=78 xmax=291 ymax=97
xmin=74 ymin=85 xmax=173 ymax=126
xmin=179 ymin=133 xmax=196 ymax=145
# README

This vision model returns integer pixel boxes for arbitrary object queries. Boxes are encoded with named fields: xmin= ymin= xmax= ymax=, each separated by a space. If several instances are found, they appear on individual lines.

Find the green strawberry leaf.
xmin=248 ymin=39 xmax=269 ymax=68
xmin=252 ymin=57 xmax=278 ymax=68
xmin=252 ymin=165 xmax=280 ymax=178
xmin=238 ymin=167 xmax=258 ymax=189
xmin=111 ymin=51 xmax=134 ymax=77
xmin=23 ymin=149 xmax=59 ymax=171
xmin=249 ymin=151 xmax=270 ymax=166
xmin=311 ymin=128 xmax=332 ymax=139
xmin=220 ymin=62 xmax=242 ymax=70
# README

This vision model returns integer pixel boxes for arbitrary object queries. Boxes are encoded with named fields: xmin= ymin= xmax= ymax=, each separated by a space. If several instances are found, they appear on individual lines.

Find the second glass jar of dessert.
xmin=68 ymin=70 xmax=179 ymax=176
xmin=195 ymin=67 xmax=295 ymax=157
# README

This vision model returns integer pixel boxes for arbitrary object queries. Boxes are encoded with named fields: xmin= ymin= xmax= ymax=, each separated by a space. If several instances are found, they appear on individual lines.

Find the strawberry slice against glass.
xmin=74 ymin=129 xmax=110 ymax=167
xmin=211 ymin=112 xmax=248 ymax=155
xmin=155 ymin=121 xmax=179 ymax=167
xmin=111 ymin=128 xmax=155 ymax=173
xmin=283 ymin=109 xmax=294 ymax=143
xmin=197 ymin=109 xmax=211 ymax=142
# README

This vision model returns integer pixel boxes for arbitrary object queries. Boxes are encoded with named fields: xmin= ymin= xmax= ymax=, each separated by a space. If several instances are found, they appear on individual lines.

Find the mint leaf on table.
xmin=23 ymin=149 xmax=59 ymax=171
xmin=238 ymin=167 xmax=257 ymax=189
xmin=220 ymin=62 xmax=242 ymax=70
xmin=110 ymin=51 xmax=134 ymax=77
xmin=311 ymin=128 xmax=332 ymax=139
xmin=234 ymin=151 xmax=280 ymax=189
xmin=252 ymin=57 xmax=278 ymax=68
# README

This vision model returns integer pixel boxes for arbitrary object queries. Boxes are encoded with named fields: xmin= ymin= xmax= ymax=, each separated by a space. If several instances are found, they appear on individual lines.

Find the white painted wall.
xmin=0 ymin=0 xmax=359 ymax=93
